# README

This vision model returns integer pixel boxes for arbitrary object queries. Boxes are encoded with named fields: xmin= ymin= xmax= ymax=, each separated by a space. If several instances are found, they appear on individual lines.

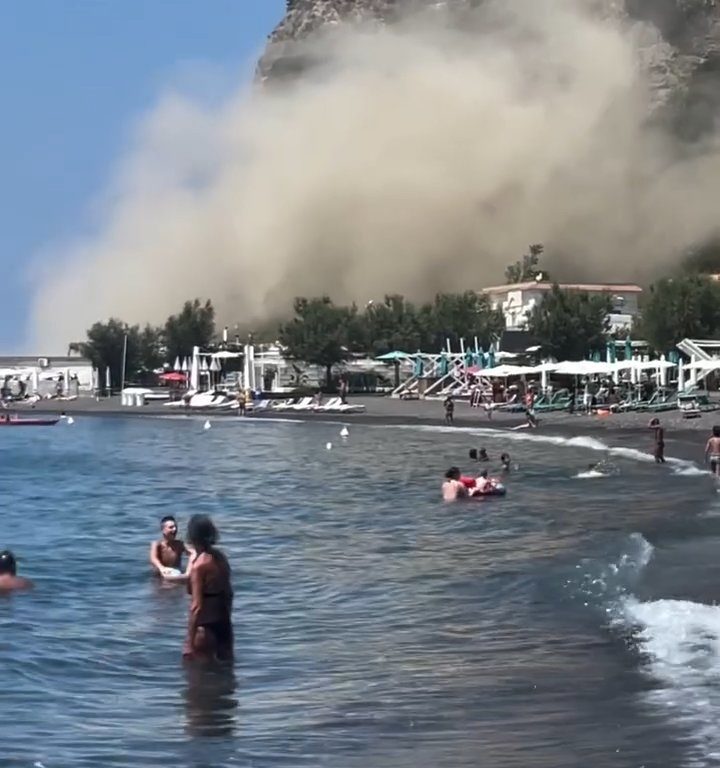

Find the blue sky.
xmin=0 ymin=0 xmax=284 ymax=353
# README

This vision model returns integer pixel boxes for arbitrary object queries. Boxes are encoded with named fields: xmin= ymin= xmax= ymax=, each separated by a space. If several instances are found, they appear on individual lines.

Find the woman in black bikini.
xmin=183 ymin=514 xmax=234 ymax=663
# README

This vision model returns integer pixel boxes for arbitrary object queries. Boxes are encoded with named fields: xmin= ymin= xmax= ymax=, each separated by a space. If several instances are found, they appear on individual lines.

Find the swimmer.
xmin=469 ymin=448 xmax=489 ymax=462
xmin=442 ymin=467 xmax=469 ymax=501
xmin=150 ymin=515 xmax=193 ymax=580
xmin=705 ymin=425 xmax=720 ymax=476
xmin=0 ymin=550 xmax=34 ymax=592
xmin=500 ymin=453 xmax=511 ymax=472
xmin=183 ymin=514 xmax=234 ymax=663
xmin=474 ymin=469 xmax=493 ymax=494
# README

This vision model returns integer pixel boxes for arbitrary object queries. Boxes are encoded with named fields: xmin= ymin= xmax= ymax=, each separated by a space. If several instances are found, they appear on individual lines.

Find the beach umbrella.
xmin=487 ymin=347 xmax=496 ymax=369
xmin=606 ymin=340 xmax=616 ymax=364
xmin=173 ymin=356 xmax=181 ymax=372
xmin=182 ymin=357 xmax=190 ymax=372
xmin=624 ymin=335 xmax=632 ymax=361
xmin=678 ymin=359 xmax=685 ymax=392
xmin=189 ymin=347 xmax=200 ymax=391
xmin=414 ymin=353 xmax=424 ymax=378
xmin=210 ymin=357 xmax=221 ymax=372
xmin=659 ymin=354 xmax=669 ymax=387
xmin=200 ymin=357 xmax=209 ymax=372
xmin=668 ymin=349 xmax=679 ymax=365
xmin=105 ymin=366 xmax=111 ymax=394
xmin=465 ymin=349 xmax=474 ymax=368
xmin=375 ymin=351 xmax=410 ymax=361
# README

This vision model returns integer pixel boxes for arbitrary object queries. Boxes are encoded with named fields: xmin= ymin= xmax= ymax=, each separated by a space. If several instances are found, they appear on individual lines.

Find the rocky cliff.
xmin=259 ymin=0 xmax=720 ymax=132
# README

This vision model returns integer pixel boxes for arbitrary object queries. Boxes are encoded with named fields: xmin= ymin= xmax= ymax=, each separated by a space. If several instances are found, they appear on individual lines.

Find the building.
xmin=0 ymin=355 xmax=94 ymax=397
xmin=482 ymin=282 xmax=642 ymax=333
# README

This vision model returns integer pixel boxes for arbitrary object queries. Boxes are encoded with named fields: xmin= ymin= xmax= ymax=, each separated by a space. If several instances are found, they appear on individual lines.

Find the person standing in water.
xmin=649 ymin=418 xmax=665 ymax=464
xmin=150 ymin=516 xmax=193 ymax=579
xmin=443 ymin=395 xmax=455 ymax=426
xmin=705 ymin=425 xmax=720 ymax=476
xmin=184 ymin=514 xmax=234 ymax=663
xmin=442 ymin=467 xmax=468 ymax=501
xmin=0 ymin=551 xmax=34 ymax=592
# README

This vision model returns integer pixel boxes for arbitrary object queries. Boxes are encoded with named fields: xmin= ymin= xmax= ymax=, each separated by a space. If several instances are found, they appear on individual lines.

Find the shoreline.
xmin=8 ymin=394 xmax=716 ymax=458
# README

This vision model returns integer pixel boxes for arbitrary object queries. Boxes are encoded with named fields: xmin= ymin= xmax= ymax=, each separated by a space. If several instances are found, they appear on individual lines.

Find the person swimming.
xmin=469 ymin=448 xmax=489 ymax=462
xmin=500 ymin=453 xmax=511 ymax=472
xmin=442 ymin=467 xmax=469 ymax=501
xmin=150 ymin=515 xmax=193 ymax=580
xmin=0 ymin=550 xmax=34 ymax=592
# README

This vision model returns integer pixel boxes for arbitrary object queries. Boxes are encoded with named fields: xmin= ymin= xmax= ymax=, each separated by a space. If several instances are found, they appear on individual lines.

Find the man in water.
xmin=150 ymin=516 xmax=193 ymax=579
xmin=443 ymin=395 xmax=455 ymax=426
xmin=705 ymin=425 xmax=720 ymax=476
xmin=442 ymin=467 xmax=468 ymax=501
xmin=500 ymin=453 xmax=511 ymax=472
xmin=474 ymin=470 xmax=493 ymax=494
xmin=469 ymin=448 xmax=489 ymax=462
xmin=649 ymin=418 xmax=665 ymax=464
xmin=0 ymin=550 xmax=34 ymax=592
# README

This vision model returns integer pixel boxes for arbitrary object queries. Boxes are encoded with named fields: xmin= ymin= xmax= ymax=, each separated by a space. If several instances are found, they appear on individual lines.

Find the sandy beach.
xmin=9 ymin=394 xmax=718 ymax=463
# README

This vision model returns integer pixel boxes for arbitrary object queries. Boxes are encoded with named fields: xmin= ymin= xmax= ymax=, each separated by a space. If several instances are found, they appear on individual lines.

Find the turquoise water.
xmin=2 ymin=416 xmax=720 ymax=767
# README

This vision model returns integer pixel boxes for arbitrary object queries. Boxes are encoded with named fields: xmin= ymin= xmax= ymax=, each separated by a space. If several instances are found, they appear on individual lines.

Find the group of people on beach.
xmin=442 ymin=449 xmax=512 ymax=501
xmin=149 ymin=514 xmax=234 ymax=663
xmin=1 ymin=514 xmax=234 ymax=665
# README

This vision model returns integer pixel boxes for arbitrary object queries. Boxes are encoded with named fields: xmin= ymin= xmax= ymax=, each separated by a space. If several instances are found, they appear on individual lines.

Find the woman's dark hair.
xmin=479 ymin=448 xmax=488 ymax=457
xmin=501 ymin=453 xmax=510 ymax=462
xmin=187 ymin=514 xmax=218 ymax=550
xmin=0 ymin=550 xmax=17 ymax=576
xmin=445 ymin=467 xmax=460 ymax=480
xmin=469 ymin=448 xmax=478 ymax=460
xmin=714 ymin=425 xmax=720 ymax=438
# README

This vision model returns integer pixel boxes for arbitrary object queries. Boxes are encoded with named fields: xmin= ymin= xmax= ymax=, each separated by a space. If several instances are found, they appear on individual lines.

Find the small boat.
xmin=0 ymin=415 xmax=60 ymax=427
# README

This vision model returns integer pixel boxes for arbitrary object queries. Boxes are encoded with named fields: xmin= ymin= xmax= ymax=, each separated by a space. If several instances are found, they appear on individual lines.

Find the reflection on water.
xmin=183 ymin=664 xmax=238 ymax=738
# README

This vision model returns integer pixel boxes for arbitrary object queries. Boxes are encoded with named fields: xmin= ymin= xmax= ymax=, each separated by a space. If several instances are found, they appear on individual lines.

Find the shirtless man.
xmin=150 ymin=516 xmax=193 ymax=579
xmin=0 ymin=550 xmax=34 ymax=592
xmin=442 ymin=467 xmax=468 ymax=501
xmin=705 ymin=425 xmax=720 ymax=476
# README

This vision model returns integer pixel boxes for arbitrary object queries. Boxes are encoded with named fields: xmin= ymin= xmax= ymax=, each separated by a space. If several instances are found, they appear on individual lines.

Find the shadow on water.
xmin=182 ymin=663 xmax=238 ymax=739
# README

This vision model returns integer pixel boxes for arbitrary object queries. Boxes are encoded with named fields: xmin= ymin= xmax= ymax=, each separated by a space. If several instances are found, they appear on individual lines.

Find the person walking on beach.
xmin=705 ymin=425 xmax=720 ymax=476
xmin=184 ymin=514 xmax=234 ymax=664
xmin=150 ymin=516 xmax=193 ymax=579
xmin=0 ymin=551 xmax=34 ymax=592
xmin=649 ymin=418 xmax=665 ymax=464
xmin=443 ymin=395 xmax=455 ymax=425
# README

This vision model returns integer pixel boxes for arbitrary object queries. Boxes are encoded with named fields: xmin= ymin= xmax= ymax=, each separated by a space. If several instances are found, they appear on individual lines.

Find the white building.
xmin=482 ymin=282 xmax=642 ymax=333
xmin=0 ymin=355 xmax=94 ymax=397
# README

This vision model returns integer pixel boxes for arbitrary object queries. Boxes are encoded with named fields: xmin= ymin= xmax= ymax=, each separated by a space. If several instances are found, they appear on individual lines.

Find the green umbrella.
xmin=375 ymin=351 xmax=410 ymax=361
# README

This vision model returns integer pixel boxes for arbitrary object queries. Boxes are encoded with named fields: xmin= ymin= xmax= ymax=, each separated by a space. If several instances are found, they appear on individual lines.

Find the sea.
xmin=1 ymin=414 xmax=720 ymax=768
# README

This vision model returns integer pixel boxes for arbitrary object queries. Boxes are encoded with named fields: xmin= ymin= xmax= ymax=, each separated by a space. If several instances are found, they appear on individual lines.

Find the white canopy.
xmin=480 ymin=364 xmax=538 ymax=377
xmin=685 ymin=358 xmax=720 ymax=371
xmin=212 ymin=350 xmax=241 ymax=359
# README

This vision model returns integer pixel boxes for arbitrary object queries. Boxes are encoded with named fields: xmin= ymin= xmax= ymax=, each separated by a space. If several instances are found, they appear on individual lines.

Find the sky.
xmin=0 ymin=0 xmax=284 ymax=354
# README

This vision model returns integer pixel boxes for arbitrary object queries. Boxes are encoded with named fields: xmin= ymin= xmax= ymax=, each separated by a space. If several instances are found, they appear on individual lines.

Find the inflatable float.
xmin=472 ymin=483 xmax=506 ymax=498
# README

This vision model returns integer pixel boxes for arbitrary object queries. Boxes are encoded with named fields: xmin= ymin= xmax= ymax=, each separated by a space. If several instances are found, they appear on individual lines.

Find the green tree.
xmin=527 ymin=285 xmax=611 ymax=360
xmin=137 ymin=324 xmax=164 ymax=376
xmin=278 ymin=297 xmax=356 ymax=388
xmin=425 ymin=291 xmax=504 ymax=350
xmin=640 ymin=276 xmax=720 ymax=350
xmin=504 ymin=243 xmax=549 ymax=284
xmin=70 ymin=318 xmax=142 ymax=392
xmin=164 ymin=299 xmax=215 ymax=362
xmin=359 ymin=295 xmax=430 ymax=356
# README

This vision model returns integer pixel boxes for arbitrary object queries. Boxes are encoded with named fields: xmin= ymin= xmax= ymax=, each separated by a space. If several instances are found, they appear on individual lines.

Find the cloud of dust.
xmin=28 ymin=0 xmax=720 ymax=351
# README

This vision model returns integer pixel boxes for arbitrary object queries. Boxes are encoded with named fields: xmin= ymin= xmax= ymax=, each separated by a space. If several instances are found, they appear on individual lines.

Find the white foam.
xmin=575 ymin=470 xmax=606 ymax=479
xmin=622 ymin=596 xmax=720 ymax=766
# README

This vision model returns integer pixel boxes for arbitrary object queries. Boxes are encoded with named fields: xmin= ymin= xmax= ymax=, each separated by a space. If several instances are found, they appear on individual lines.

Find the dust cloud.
xmin=28 ymin=0 xmax=720 ymax=351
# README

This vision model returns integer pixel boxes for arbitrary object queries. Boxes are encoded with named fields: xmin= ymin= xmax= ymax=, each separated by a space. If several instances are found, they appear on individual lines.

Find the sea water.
xmin=1 ymin=416 xmax=719 ymax=767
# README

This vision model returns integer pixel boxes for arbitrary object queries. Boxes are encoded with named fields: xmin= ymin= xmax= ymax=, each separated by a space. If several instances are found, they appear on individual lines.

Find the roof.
xmin=0 ymin=355 xmax=92 ymax=367
xmin=482 ymin=282 xmax=643 ymax=294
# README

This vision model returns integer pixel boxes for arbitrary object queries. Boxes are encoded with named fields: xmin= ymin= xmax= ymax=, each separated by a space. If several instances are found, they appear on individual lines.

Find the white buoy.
xmin=326 ymin=441 xmax=332 ymax=450
xmin=340 ymin=426 xmax=349 ymax=438
xmin=203 ymin=420 xmax=211 ymax=430
xmin=67 ymin=416 xmax=75 ymax=425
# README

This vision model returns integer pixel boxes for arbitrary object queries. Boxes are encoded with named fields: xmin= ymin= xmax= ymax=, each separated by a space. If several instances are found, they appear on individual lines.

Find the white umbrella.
xmin=213 ymin=350 xmax=241 ymax=359
xmin=209 ymin=357 xmax=221 ymax=372
xmin=182 ymin=357 xmax=191 ymax=372
xmin=105 ymin=366 xmax=111 ymax=393
xmin=480 ymin=364 xmax=537 ymax=377
xmin=200 ymin=357 xmax=209 ymax=372
xmin=189 ymin=346 xmax=200 ymax=391
xmin=659 ymin=355 xmax=668 ymax=387
xmin=173 ymin=356 xmax=181 ymax=372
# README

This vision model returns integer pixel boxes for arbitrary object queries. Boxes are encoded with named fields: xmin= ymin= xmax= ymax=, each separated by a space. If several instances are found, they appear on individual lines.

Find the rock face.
xmin=258 ymin=0 xmax=720 ymax=131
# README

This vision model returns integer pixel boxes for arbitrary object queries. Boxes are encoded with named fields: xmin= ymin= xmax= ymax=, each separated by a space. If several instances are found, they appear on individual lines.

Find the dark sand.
xmin=8 ymin=394 xmax=718 ymax=464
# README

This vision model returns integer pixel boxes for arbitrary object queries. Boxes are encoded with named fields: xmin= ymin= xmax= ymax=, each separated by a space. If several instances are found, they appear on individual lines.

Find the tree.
xmin=504 ymin=243 xmax=549 ymax=284
xmin=278 ymin=297 xmax=356 ymax=388
xmin=164 ymin=299 xmax=215 ymax=363
xmin=137 ymin=324 xmax=164 ymax=375
xmin=358 ymin=295 xmax=430 ymax=356
xmin=425 ymin=291 xmax=505 ymax=350
xmin=640 ymin=276 xmax=720 ymax=350
xmin=527 ymin=285 xmax=611 ymax=360
xmin=70 ymin=318 xmax=141 ymax=392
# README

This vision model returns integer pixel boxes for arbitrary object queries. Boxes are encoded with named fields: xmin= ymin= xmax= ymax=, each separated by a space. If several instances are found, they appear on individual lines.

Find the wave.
xmin=621 ymin=597 xmax=720 ymax=767
xmin=574 ymin=470 xmax=607 ymax=479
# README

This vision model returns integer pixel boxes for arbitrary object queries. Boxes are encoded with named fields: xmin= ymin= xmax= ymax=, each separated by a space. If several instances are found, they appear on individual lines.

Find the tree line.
xmin=72 ymin=243 xmax=720 ymax=388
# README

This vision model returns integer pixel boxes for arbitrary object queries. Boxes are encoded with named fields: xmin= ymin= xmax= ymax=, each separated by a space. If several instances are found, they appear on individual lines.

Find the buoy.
xmin=326 ymin=442 xmax=332 ymax=450
xmin=67 ymin=416 xmax=75 ymax=425
xmin=203 ymin=420 xmax=211 ymax=430
xmin=340 ymin=426 xmax=349 ymax=438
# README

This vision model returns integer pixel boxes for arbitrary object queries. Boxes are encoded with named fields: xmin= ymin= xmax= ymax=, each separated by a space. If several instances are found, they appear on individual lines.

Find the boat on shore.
xmin=0 ymin=414 xmax=59 ymax=427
